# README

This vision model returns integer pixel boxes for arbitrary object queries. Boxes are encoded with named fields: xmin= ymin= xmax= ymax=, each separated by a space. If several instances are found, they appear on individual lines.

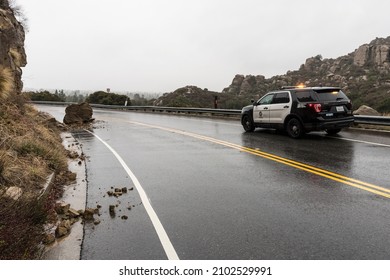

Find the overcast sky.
xmin=16 ymin=0 xmax=390 ymax=93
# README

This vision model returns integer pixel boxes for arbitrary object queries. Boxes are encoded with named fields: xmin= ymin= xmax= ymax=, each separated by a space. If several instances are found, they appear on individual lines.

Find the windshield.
xmin=314 ymin=89 xmax=349 ymax=102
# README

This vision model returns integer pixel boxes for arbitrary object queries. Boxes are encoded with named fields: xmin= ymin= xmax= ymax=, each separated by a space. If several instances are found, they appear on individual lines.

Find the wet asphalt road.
xmin=36 ymin=105 xmax=390 ymax=260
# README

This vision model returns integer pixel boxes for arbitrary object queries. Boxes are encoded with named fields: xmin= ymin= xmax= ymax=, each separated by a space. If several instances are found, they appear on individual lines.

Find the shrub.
xmin=86 ymin=91 xmax=130 ymax=105
xmin=26 ymin=91 xmax=65 ymax=102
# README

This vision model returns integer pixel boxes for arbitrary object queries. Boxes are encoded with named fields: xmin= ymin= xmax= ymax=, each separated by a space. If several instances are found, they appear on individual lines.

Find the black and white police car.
xmin=241 ymin=86 xmax=354 ymax=138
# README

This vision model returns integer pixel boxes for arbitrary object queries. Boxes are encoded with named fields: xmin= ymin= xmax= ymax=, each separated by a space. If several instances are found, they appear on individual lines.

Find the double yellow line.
xmin=128 ymin=121 xmax=390 ymax=199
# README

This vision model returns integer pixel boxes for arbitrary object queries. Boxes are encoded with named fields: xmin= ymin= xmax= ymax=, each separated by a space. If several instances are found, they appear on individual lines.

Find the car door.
xmin=253 ymin=93 xmax=274 ymax=124
xmin=268 ymin=91 xmax=292 ymax=124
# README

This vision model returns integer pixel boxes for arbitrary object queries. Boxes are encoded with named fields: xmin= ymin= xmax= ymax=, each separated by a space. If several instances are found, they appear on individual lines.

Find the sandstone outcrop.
xmin=0 ymin=0 xmax=27 ymax=94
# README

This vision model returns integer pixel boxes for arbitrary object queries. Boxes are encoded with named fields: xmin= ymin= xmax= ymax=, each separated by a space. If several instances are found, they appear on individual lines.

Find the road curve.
xmin=36 ymin=105 xmax=390 ymax=260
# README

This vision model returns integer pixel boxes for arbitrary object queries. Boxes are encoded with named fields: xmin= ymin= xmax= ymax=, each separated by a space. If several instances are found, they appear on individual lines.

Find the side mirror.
xmin=251 ymin=99 xmax=256 ymax=105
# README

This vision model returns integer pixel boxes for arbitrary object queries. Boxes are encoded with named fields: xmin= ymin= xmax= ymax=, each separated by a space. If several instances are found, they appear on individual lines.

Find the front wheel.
xmin=286 ymin=118 xmax=304 ymax=138
xmin=326 ymin=128 xmax=341 ymax=135
xmin=242 ymin=115 xmax=255 ymax=132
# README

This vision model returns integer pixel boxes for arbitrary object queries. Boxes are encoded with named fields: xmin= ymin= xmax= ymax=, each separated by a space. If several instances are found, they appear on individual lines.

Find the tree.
xmin=85 ymin=91 xmax=130 ymax=106
xmin=26 ymin=90 xmax=65 ymax=102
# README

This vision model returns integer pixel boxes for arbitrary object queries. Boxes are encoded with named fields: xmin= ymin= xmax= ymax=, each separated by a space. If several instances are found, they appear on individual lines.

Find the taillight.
xmin=346 ymin=101 xmax=352 ymax=110
xmin=306 ymin=103 xmax=322 ymax=113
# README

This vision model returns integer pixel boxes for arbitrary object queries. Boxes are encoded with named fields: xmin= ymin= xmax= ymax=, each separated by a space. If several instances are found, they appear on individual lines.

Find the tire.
xmin=242 ymin=115 xmax=255 ymax=132
xmin=286 ymin=118 xmax=304 ymax=138
xmin=326 ymin=128 xmax=341 ymax=135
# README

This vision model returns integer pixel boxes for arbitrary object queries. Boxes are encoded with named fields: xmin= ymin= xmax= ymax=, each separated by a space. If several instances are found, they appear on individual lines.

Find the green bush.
xmin=85 ymin=91 xmax=130 ymax=106
xmin=26 ymin=91 xmax=65 ymax=102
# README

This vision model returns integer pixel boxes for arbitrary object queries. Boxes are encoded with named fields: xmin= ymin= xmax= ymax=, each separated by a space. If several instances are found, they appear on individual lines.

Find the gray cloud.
xmin=18 ymin=0 xmax=390 ymax=93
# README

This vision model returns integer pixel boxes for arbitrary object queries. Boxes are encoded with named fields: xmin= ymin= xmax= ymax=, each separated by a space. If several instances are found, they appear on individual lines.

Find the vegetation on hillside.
xmin=24 ymin=90 xmax=86 ymax=103
xmin=24 ymin=90 xmax=158 ymax=107
xmin=155 ymin=37 xmax=390 ymax=113
xmin=153 ymin=86 xmax=249 ymax=109
xmin=0 ymin=91 xmax=71 ymax=259
xmin=25 ymin=90 xmax=65 ymax=102
xmin=85 ymin=91 xmax=130 ymax=106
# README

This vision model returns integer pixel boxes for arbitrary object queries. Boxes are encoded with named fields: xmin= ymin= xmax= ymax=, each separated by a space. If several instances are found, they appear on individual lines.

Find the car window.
xmin=296 ymin=91 xmax=315 ymax=102
xmin=272 ymin=92 xmax=290 ymax=104
xmin=258 ymin=94 xmax=274 ymax=105
xmin=314 ymin=89 xmax=349 ymax=102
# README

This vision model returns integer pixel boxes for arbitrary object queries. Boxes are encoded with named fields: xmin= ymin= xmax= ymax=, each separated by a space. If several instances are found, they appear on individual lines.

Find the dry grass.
xmin=0 ymin=94 xmax=70 ymax=259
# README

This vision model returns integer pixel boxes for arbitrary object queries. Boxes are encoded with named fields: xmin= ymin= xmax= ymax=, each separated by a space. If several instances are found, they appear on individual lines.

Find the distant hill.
xmin=153 ymin=86 xmax=249 ymax=109
xmin=155 ymin=36 xmax=390 ymax=113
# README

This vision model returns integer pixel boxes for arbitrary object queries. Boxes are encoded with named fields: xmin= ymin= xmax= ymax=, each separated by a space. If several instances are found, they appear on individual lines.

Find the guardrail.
xmin=30 ymin=101 xmax=390 ymax=126
xmin=349 ymin=115 xmax=390 ymax=126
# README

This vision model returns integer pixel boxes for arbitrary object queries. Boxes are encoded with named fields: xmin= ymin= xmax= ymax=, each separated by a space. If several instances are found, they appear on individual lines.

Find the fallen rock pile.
xmin=44 ymin=202 xmax=100 ymax=244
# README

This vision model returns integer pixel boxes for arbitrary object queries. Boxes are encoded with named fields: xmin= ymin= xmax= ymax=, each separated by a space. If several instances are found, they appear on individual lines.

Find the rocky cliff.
xmin=0 ymin=0 xmax=27 ymax=95
xmin=223 ymin=36 xmax=390 ymax=112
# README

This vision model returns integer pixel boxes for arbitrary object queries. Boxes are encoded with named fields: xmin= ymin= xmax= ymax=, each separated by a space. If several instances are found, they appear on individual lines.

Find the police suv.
xmin=240 ymin=86 xmax=354 ymax=138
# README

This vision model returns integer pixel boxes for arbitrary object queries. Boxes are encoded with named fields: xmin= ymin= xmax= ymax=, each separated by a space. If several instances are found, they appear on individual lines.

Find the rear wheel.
xmin=242 ymin=115 xmax=255 ymax=132
xmin=326 ymin=128 xmax=341 ymax=135
xmin=286 ymin=118 xmax=304 ymax=138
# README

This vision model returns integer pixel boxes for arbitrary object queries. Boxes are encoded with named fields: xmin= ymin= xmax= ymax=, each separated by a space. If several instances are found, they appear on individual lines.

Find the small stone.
xmin=55 ymin=202 xmax=70 ymax=215
xmin=113 ymin=192 xmax=122 ymax=197
xmin=83 ymin=208 xmax=95 ymax=220
xmin=60 ymin=219 xmax=72 ymax=230
xmin=121 ymin=215 xmax=128 ymax=220
xmin=55 ymin=227 xmax=68 ymax=238
xmin=68 ymin=208 xmax=80 ymax=218
xmin=109 ymin=205 xmax=116 ymax=218
xmin=107 ymin=191 xmax=114 ymax=196
xmin=55 ymin=226 xmax=68 ymax=238
xmin=93 ymin=219 xmax=101 ymax=225
xmin=121 ymin=187 xmax=127 ymax=193
xmin=129 ymin=187 xmax=134 ymax=191
xmin=127 ymin=206 xmax=132 ymax=210
xmin=43 ymin=233 xmax=56 ymax=245
xmin=68 ymin=151 xmax=79 ymax=159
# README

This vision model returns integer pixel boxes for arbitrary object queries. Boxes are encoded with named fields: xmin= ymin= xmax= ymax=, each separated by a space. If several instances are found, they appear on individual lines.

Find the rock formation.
xmin=153 ymin=85 xmax=221 ymax=108
xmin=0 ymin=0 xmax=27 ymax=94
xmin=353 ymin=40 xmax=390 ymax=69
xmin=222 ymin=36 xmax=390 ymax=112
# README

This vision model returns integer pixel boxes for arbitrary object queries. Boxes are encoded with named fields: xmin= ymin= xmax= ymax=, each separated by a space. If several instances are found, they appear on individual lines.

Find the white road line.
xmin=327 ymin=136 xmax=390 ymax=148
xmin=86 ymin=130 xmax=179 ymax=260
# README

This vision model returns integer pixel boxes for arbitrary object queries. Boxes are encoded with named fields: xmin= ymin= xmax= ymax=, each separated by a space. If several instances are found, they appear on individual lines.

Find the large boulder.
xmin=63 ymin=102 xmax=94 ymax=125
xmin=353 ymin=105 xmax=381 ymax=116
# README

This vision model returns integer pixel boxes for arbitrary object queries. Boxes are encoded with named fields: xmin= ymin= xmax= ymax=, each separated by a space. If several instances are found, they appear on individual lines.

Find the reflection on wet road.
xmin=36 ymin=105 xmax=390 ymax=260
